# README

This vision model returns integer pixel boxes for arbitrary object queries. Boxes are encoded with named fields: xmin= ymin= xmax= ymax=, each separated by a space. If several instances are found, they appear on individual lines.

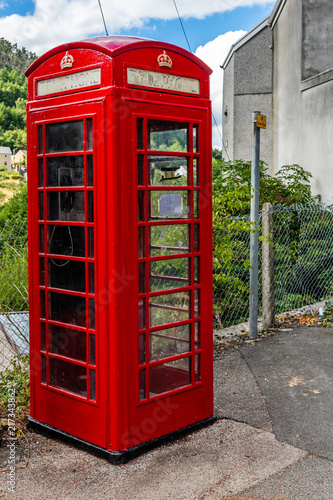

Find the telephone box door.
xmin=28 ymin=100 xmax=108 ymax=447
xmin=117 ymin=99 xmax=213 ymax=448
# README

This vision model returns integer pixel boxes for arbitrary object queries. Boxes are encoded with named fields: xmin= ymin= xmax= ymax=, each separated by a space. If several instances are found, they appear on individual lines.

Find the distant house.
xmin=0 ymin=146 xmax=12 ymax=170
xmin=222 ymin=0 xmax=333 ymax=203
xmin=11 ymin=149 xmax=27 ymax=172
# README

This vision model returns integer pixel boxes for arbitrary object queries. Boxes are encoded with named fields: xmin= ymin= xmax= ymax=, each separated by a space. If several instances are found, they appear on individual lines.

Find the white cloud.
xmin=0 ymin=1 xmax=253 ymax=148
xmin=0 ymin=0 xmax=269 ymax=54
xmin=195 ymin=31 xmax=246 ymax=149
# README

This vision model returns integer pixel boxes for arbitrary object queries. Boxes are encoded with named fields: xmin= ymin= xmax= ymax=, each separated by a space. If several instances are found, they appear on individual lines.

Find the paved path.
xmin=0 ymin=325 xmax=332 ymax=499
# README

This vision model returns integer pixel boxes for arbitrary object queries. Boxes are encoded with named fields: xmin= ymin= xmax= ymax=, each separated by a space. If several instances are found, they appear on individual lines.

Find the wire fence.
xmin=0 ymin=217 xmax=29 ymax=370
xmin=1 ymin=203 xmax=333 ymax=370
xmin=213 ymin=203 xmax=333 ymax=331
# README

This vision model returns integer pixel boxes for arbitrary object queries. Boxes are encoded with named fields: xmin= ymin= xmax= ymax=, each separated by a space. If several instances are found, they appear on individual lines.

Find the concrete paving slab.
xmin=214 ymin=350 xmax=272 ymax=431
xmin=240 ymin=326 xmax=333 ymax=460
xmin=224 ymin=455 xmax=333 ymax=500
xmin=0 ymin=420 xmax=306 ymax=500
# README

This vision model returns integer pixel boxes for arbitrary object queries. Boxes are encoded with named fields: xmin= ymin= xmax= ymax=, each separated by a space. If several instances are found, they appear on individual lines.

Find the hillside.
xmin=0 ymin=38 xmax=36 ymax=153
xmin=0 ymin=37 xmax=37 ymax=73
xmin=0 ymin=38 xmax=33 ymax=202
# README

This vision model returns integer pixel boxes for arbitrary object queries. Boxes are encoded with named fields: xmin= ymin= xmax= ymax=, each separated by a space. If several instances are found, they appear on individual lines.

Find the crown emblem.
xmin=60 ymin=51 xmax=74 ymax=70
xmin=157 ymin=51 xmax=172 ymax=69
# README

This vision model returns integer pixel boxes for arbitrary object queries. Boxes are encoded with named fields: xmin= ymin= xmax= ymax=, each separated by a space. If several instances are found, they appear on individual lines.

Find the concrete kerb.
xmin=213 ymin=300 xmax=327 ymax=343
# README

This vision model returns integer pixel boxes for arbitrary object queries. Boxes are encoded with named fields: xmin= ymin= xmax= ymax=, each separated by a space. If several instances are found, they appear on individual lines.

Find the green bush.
xmin=212 ymin=160 xmax=320 ymax=327
xmin=0 ymin=353 xmax=30 ymax=421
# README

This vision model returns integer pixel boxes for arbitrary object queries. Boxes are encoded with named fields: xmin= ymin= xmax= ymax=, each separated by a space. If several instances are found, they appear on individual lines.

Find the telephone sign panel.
xmin=25 ymin=36 xmax=215 ymax=463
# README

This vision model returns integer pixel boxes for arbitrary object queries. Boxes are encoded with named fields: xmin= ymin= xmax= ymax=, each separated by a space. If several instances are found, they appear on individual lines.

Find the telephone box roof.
xmin=25 ymin=35 xmax=212 ymax=76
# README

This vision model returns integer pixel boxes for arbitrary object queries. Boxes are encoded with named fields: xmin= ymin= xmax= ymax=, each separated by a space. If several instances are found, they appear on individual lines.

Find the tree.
xmin=0 ymin=69 xmax=27 ymax=151
xmin=0 ymin=37 xmax=37 ymax=73
xmin=212 ymin=159 xmax=318 ymax=328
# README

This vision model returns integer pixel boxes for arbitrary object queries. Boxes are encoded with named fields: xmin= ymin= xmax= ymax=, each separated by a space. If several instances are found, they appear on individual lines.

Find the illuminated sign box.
xmin=127 ymin=67 xmax=200 ymax=95
xmin=37 ymin=67 xmax=101 ymax=97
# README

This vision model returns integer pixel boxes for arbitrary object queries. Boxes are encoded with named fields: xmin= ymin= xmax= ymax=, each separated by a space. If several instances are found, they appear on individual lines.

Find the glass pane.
xmin=48 ymin=258 xmax=86 ymax=292
xmin=194 ymin=322 xmax=200 ymax=349
xmin=149 ymin=358 xmax=190 ymax=396
xmin=138 ymin=191 xmax=145 ymax=222
xmin=138 ymin=298 xmax=145 ymax=329
xmin=89 ymin=299 xmax=95 ymax=330
xmin=49 ymin=325 xmax=86 ymax=361
xmin=48 ymin=225 xmax=85 ymax=257
xmin=148 ymin=157 xmax=189 ymax=186
xmin=149 ymin=191 xmax=190 ymax=220
xmin=38 ymin=158 xmax=43 ymax=187
xmin=38 ymin=125 xmax=43 ymax=154
xmin=49 ymin=358 xmax=87 ymax=397
xmin=90 ymin=369 xmax=96 ymax=401
xmin=41 ymin=323 xmax=46 ymax=351
xmin=193 ymin=158 xmax=198 ymax=185
xmin=40 ymin=291 xmax=45 ymax=319
xmin=87 ymin=118 xmax=93 ymax=150
xmin=87 ymin=155 xmax=93 ymax=186
xmin=40 ymin=258 xmax=45 ymax=286
xmin=89 ymin=263 xmax=95 ymax=294
xmin=147 ymin=120 xmax=188 ymax=152
xmin=39 ymin=225 xmax=45 ymax=253
xmin=87 ymin=191 xmax=94 ymax=222
xmin=89 ymin=334 xmax=96 ymax=365
xmin=149 ymin=291 xmax=190 ymax=327
xmin=193 ymin=125 xmax=198 ymax=153
xmin=194 ymin=224 xmax=200 ymax=252
xmin=138 ymin=227 xmax=145 ymax=258
xmin=150 ymin=258 xmax=189 ymax=292
xmin=195 ymin=289 xmax=200 ymax=317
xmin=150 ymin=324 xmax=190 ymax=361
xmin=195 ymin=354 xmax=201 ymax=382
xmin=139 ymin=334 xmax=145 ymax=364
xmin=150 ymin=224 xmax=189 ymax=256
xmin=137 ymin=155 xmax=144 ymax=185
xmin=137 ymin=118 xmax=144 ymax=150
xmin=41 ymin=355 xmax=46 ymax=383
xmin=139 ymin=369 xmax=146 ymax=400
xmin=193 ymin=191 xmax=199 ymax=218
xmin=39 ymin=192 xmax=44 ymax=220
xmin=194 ymin=257 xmax=200 ymax=284
xmin=46 ymin=120 xmax=84 ymax=153
xmin=88 ymin=227 xmax=94 ymax=258
xmin=49 ymin=292 xmax=86 ymax=327
xmin=139 ymin=262 xmax=145 ymax=294
xmin=47 ymin=156 xmax=84 ymax=187
xmin=47 ymin=191 xmax=85 ymax=222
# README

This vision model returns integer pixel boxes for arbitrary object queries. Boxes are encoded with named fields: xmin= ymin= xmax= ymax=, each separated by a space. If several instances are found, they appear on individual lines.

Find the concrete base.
xmin=28 ymin=415 xmax=217 ymax=465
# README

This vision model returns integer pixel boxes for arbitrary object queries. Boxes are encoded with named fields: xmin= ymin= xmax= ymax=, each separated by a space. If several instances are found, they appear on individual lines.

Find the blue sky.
xmin=0 ymin=0 xmax=276 ymax=146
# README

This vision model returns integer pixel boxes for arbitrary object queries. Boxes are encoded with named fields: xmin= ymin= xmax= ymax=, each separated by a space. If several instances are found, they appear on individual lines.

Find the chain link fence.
xmin=213 ymin=203 xmax=333 ymax=332
xmin=1 ymin=203 xmax=333 ymax=369
xmin=0 ymin=217 xmax=29 ymax=369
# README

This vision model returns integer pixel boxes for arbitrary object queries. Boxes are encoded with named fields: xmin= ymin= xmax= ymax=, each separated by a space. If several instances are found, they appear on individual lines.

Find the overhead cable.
xmin=97 ymin=0 xmax=109 ymax=36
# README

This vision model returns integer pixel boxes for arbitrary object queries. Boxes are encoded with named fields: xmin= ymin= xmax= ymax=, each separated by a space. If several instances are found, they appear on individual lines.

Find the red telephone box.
xmin=25 ymin=36 xmax=215 ymax=463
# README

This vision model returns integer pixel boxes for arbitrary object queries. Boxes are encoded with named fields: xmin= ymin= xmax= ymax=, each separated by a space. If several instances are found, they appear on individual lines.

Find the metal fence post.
xmin=262 ymin=202 xmax=275 ymax=328
xmin=249 ymin=112 xmax=260 ymax=339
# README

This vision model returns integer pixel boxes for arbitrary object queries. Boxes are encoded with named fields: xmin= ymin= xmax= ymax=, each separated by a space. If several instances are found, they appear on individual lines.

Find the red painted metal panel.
xmin=26 ymin=36 xmax=213 ymax=455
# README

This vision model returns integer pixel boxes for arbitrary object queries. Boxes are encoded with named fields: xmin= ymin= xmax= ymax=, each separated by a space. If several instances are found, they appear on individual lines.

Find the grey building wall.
xmin=271 ymin=0 xmax=303 ymax=173
xmin=272 ymin=0 xmax=333 ymax=202
xmin=302 ymin=78 xmax=333 ymax=200
xmin=302 ymin=0 xmax=333 ymax=79
xmin=222 ymin=25 xmax=273 ymax=169
xmin=222 ymin=57 xmax=234 ymax=160
xmin=234 ymin=93 xmax=272 ymax=164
